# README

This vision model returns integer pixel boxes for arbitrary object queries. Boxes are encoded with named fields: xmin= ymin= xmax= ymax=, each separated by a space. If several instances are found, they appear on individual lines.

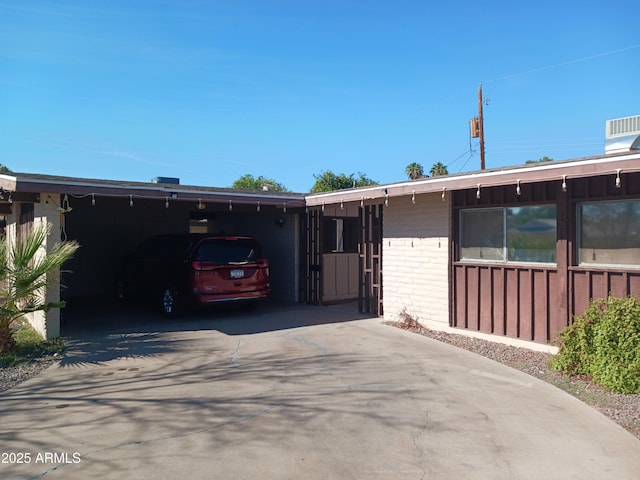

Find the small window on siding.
xmin=578 ymin=200 xmax=640 ymax=267
xmin=323 ymin=217 xmax=358 ymax=253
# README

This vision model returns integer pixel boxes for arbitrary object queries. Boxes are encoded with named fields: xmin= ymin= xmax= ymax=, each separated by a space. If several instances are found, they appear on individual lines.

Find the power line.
xmin=489 ymin=142 xmax=602 ymax=149
xmin=488 ymin=43 xmax=640 ymax=83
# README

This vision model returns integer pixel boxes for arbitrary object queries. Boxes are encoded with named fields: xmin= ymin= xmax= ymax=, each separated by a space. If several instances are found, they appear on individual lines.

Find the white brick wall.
xmin=382 ymin=192 xmax=450 ymax=328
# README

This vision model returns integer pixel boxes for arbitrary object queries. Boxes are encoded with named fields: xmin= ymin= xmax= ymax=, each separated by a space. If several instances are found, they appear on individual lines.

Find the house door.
xmin=359 ymin=204 xmax=383 ymax=315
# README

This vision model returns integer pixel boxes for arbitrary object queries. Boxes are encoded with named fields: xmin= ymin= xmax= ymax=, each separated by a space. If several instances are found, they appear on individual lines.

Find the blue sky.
xmin=1 ymin=1 xmax=638 ymax=192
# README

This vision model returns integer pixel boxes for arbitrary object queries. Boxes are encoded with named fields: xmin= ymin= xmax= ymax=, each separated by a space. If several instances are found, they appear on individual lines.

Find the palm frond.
xmin=0 ymin=223 xmax=79 ymax=332
xmin=11 ymin=226 xmax=49 ymax=269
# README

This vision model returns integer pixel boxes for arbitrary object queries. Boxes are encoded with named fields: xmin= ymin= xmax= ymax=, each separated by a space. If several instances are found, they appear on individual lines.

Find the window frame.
xmin=322 ymin=216 xmax=358 ymax=254
xmin=458 ymin=204 xmax=557 ymax=265
xmin=576 ymin=199 xmax=640 ymax=269
xmin=458 ymin=207 xmax=506 ymax=262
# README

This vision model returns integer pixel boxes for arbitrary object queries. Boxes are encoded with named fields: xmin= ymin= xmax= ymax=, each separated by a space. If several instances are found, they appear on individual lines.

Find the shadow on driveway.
xmin=4 ymin=299 xmax=640 ymax=479
xmin=59 ymin=299 xmax=374 ymax=367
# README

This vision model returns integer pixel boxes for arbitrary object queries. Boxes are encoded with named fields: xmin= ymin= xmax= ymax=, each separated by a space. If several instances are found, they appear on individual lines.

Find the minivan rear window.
xmin=195 ymin=239 xmax=261 ymax=265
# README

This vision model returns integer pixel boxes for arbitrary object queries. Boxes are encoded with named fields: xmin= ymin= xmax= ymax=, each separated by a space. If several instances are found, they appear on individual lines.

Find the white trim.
xmin=305 ymin=152 xmax=640 ymax=206
xmin=14 ymin=176 xmax=304 ymax=201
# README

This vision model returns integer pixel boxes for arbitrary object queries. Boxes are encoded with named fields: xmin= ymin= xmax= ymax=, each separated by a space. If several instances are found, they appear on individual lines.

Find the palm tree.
xmin=430 ymin=162 xmax=448 ymax=177
xmin=405 ymin=162 xmax=424 ymax=180
xmin=0 ymin=224 xmax=79 ymax=354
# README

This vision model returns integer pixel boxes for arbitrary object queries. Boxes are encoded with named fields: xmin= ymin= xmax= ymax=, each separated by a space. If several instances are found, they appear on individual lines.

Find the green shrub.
xmin=552 ymin=296 xmax=640 ymax=393
xmin=0 ymin=319 xmax=65 ymax=367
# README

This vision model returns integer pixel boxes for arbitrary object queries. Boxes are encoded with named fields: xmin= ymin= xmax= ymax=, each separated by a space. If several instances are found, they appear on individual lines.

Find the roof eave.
xmin=304 ymin=152 xmax=640 ymax=206
xmin=0 ymin=174 xmax=306 ymax=207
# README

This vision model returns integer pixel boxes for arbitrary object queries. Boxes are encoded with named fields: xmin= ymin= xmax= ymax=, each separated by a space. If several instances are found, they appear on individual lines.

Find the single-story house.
xmin=305 ymin=151 xmax=640 ymax=352
xmin=2 ymin=130 xmax=639 ymax=352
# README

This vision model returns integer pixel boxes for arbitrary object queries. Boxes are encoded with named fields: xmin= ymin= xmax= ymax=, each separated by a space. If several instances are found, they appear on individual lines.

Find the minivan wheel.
xmin=161 ymin=287 xmax=182 ymax=317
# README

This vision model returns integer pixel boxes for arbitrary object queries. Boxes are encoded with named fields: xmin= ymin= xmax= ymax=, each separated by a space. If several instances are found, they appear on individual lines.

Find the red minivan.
xmin=116 ymin=234 xmax=270 ymax=316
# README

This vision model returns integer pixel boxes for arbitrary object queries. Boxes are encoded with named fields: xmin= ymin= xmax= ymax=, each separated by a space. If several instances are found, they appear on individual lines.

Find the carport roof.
xmin=0 ymin=172 xmax=306 ymax=208
xmin=305 ymin=151 xmax=640 ymax=206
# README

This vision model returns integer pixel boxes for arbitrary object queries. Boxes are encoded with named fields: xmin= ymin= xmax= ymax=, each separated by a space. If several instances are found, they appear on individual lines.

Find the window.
xmin=196 ymin=239 xmax=261 ymax=265
xmin=578 ymin=200 xmax=640 ymax=267
xmin=459 ymin=208 xmax=504 ymax=261
xmin=323 ymin=217 xmax=358 ymax=253
xmin=507 ymin=206 xmax=557 ymax=262
xmin=459 ymin=205 xmax=557 ymax=263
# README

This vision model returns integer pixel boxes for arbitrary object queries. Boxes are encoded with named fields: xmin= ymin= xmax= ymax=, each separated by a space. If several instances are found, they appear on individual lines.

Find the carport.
xmin=0 ymin=173 xmax=306 ymax=337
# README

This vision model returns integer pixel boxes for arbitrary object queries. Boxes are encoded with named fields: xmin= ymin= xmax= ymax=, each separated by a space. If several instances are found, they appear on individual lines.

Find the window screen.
xmin=459 ymin=205 xmax=557 ymax=264
xmin=459 ymin=209 xmax=505 ymax=261
xmin=507 ymin=206 xmax=557 ymax=262
xmin=578 ymin=200 xmax=640 ymax=266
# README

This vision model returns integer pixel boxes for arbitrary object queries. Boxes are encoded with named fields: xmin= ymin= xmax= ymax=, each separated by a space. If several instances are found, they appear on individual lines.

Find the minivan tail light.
xmin=191 ymin=261 xmax=218 ymax=271
xmin=191 ymin=259 xmax=269 ymax=271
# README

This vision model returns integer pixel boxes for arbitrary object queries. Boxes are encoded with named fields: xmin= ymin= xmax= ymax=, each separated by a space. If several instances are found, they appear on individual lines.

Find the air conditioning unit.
xmin=152 ymin=177 xmax=180 ymax=185
xmin=605 ymin=115 xmax=640 ymax=154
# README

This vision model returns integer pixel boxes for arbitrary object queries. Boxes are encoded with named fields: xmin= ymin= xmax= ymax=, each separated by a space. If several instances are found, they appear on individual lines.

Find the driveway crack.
xmin=230 ymin=339 xmax=242 ymax=367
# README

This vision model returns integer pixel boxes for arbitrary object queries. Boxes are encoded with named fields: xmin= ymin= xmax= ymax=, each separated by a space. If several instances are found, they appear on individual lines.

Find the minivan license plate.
xmin=230 ymin=269 xmax=244 ymax=279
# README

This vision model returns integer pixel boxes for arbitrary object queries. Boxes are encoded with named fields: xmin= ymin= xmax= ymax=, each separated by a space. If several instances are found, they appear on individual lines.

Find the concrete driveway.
xmin=1 ymin=302 xmax=639 ymax=480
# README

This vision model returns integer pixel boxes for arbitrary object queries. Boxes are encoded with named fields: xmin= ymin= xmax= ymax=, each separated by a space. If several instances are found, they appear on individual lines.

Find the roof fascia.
xmin=2 ymin=175 xmax=305 ymax=207
xmin=304 ymin=153 xmax=640 ymax=206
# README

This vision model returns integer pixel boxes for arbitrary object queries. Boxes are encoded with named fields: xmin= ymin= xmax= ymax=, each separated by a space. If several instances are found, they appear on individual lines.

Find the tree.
xmin=310 ymin=170 xmax=378 ymax=193
xmin=430 ymin=162 xmax=448 ymax=177
xmin=0 ymin=164 xmax=11 ymax=173
xmin=405 ymin=162 xmax=424 ymax=180
xmin=0 ymin=224 xmax=79 ymax=354
xmin=231 ymin=174 xmax=289 ymax=192
xmin=525 ymin=156 xmax=554 ymax=164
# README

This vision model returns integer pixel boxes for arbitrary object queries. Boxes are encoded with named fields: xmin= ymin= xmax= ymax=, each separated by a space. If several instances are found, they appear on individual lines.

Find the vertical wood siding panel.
xmin=548 ymin=271 xmax=562 ymax=341
xmin=630 ymin=274 xmax=640 ymax=298
xmin=467 ymin=266 xmax=479 ymax=330
xmin=572 ymin=272 xmax=591 ymax=317
xmin=533 ymin=269 xmax=549 ymax=343
xmin=452 ymin=265 xmax=460 ymax=327
xmin=518 ymin=269 xmax=533 ymax=340
xmin=590 ymin=271 xmax=607 ymax=302
xmin=492 ymin=267 xmax=505 ymax=335
xmin=479 ymin=266 xmax=493 ymax=333
xmin=505 ymin=269 xmax=519 ymax=337
xmin=608 ymin=272 xmax=625 ymax=299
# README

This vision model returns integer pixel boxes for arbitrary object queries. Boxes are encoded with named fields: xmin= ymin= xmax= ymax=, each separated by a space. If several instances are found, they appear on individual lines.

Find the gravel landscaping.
xmin=0 ymin=355 xmax=59 ymax=394
xmin=2 ymin=326 xmax=639 ymax=442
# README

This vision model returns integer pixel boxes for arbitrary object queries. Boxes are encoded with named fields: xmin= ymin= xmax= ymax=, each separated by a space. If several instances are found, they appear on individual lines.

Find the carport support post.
xmin=26 ymin=195 xmax=63 ymax=340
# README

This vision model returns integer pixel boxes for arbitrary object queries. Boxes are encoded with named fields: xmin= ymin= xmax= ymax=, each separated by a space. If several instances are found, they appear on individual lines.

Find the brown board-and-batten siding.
xmin=567 ymin=172 xmax=640 ymax=317
xmin=452 ymin=182 xmax=563 ymax=343
xmin=451 ymin=171 xmax=640 ymax=344
xmin=453 ymin=264 xmax=561 ymax=343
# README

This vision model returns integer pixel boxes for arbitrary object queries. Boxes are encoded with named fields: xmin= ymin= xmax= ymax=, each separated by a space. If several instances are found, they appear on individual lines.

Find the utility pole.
xmin=469 ymin=83 xmax=486 ymax=170
xmin=478 ymin=83 xmax=485 ymax=170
